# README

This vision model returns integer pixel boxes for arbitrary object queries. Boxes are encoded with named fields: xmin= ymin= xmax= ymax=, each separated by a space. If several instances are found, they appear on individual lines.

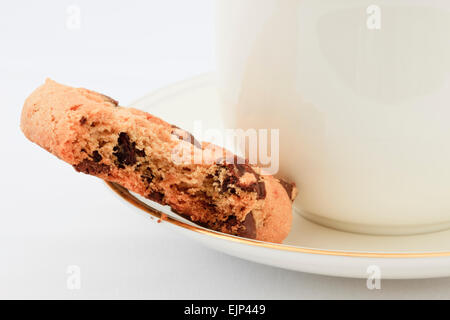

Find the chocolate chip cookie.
xmin=20 ymin=79 xmax=297 ymax=243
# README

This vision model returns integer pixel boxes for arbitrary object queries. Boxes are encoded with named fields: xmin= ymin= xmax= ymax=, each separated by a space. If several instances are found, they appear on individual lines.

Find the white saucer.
xmin=107 ymin=73 xmax=450 ymax=279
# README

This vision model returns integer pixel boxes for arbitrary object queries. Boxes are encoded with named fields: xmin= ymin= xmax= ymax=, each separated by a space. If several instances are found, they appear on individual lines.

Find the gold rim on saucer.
xmin=106 ymin=181 xmax=450 ymax=259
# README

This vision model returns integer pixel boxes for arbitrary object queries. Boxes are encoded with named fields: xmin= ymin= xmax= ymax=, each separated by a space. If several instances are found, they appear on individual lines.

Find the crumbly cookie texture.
xmin=20 ymin=79 xmax=297 ymax=243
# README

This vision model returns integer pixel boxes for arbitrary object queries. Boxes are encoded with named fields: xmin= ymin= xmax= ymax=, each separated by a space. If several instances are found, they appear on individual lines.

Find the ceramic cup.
xmin=216 ymin=0 xmax=450 ymax=234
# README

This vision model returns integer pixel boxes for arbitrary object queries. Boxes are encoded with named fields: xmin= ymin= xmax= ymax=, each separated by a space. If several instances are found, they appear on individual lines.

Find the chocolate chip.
xmin=141 ymin=167 xmax=154 ymax=184
xmin=98 ymin=140 xmax=107 ymax=148
xmin=79 ymin=116 xmax=87 ymax=125
xmin=226 ymin=215 xmax=238 ymax=227
xmin=113 ymin=133 xmax=135 ymax=165
xmin=238 ymin=181 xmax=266 ymax=199
xmin=135 ymin=148 xmax=146 ymax=157
xmin=148 ymin=191 xmax=164 ymax=204
xmin=255 ymin=181 xmax=266 ymax=200
xmin=113 ymin=132 xmax=145 ymax=167
xmin=200 ymin=199 xmax=217 ymax=211
xmin=171 ymin=126 xmax=202 ymax=149
xmin=91 ymin=151 xmax=102 ymax=163
xmin=216 ymin=156 xmax=258 ymax=180
xmin=216 ymin=161 xmax=265 ymax=199
xmin=221 ymin=175 xmax=238 ymax=193
xmin=235 ymin=163 xmax=249 ymax=176
xmin=239 ymin=212 xmax=256 ymax=239
xmin=279 ymin=179 xmax=295 ymax=201
xmin=73 ymin=159 xmax=110 ymax=175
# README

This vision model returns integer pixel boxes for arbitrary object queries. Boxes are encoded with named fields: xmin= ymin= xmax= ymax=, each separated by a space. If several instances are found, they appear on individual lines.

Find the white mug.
xmin=216 ymin=0 xmax=450 ymax=234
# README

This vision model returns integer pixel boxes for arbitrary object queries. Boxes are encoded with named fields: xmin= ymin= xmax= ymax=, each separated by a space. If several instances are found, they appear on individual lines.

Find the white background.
xmin=1 ymin=0 xmax=450 ymax=299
